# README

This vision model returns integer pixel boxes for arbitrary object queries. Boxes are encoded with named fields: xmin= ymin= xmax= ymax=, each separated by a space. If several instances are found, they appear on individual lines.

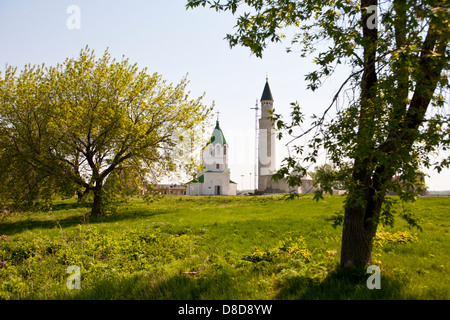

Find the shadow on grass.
xmin=50 ymin=269 xmax=408 ymax=300
xmin=58 ymin=272 xmax=237 ymax=300
xmin=144 ymin=272 xmax=236 ymax=300
xmin=50 ymin=201 xmax=92 ymax=211
xmin=0 ymin=201 xmax=173 ymax=236
xmin=275 ymin=268 xmax=409 ymax=300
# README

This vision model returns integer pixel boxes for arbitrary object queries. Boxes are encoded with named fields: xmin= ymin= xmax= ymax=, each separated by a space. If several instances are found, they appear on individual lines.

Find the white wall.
xmin=204 ymin=172 xmax=231 ymax=195
xmin=203 ymin=143 xmax=229 ymax=172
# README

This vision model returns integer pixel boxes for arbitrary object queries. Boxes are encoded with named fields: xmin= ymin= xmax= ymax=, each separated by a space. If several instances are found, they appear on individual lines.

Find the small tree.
xmin=0 ymin=47 xmax=211 ymax=216
xmin=310 ymin=163 xmax=351 ymax=196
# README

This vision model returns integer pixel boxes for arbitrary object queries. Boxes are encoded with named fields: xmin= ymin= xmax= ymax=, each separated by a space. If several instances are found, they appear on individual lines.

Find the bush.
xmin=243 ymin=237 xmax=312 ymax=263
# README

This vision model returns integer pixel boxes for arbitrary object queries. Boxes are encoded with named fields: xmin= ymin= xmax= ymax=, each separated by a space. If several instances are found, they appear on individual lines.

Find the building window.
xmin=216 ymin=164 xmax=220 ymax=169
xmin=216 ymin=144 xmax=221 ymax=156
xmin=224 ymin=145 xmax=227 ymax=155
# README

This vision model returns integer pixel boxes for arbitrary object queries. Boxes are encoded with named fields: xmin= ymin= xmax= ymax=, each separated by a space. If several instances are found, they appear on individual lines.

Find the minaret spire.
xmin=261 ymin=77 xmax=274 ymax=101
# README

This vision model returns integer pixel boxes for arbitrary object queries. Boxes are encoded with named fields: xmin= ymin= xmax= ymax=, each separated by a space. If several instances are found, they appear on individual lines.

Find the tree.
xmin=187 ymin=0 xmax=449 ymax=270
xmin=0 ymin=63 xmax=72 ymax=211
xmin=310 ymin=163 xmax=351 ymax=195
xmin=0 ymin=47 xmax=211 ymax=216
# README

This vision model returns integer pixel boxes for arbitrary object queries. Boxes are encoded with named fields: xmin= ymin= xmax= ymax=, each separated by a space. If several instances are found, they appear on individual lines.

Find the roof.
xmin=157 ymin=184 xmax=186 ymax=190
xmin=187 ymin=174 xmax=237 ymax=184
xmin=207 ymin=121 xmax=227 ymax=146
xmin=261 ymin=79 xmax=274 ymax=101
xmin=188 ymin=174 xmax=204 ymax=184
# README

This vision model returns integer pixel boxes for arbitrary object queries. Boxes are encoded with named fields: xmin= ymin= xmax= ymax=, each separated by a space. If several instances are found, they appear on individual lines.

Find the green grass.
xmin=0 ymin=195 xmax=449 ymax=299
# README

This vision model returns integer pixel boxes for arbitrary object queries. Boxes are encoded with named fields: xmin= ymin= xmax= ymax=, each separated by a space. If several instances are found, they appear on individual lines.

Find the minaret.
xmin=258 ymin=77 xmax=276 ymax=192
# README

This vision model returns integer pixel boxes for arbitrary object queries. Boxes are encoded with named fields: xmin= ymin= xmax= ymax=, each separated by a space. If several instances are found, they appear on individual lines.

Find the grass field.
xmin=0 ymin=194 xmax=449 ymax=300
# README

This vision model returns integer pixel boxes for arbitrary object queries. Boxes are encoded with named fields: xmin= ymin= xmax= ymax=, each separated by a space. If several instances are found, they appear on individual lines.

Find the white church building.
xmin=185 ymin=121 xmax=237 ymax=196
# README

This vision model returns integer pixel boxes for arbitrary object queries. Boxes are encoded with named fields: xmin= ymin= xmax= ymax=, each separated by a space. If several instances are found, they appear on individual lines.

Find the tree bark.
xmin=91 ymin=181 xmax=104 ymax=217
xmin=340 ymin=167 xmax=387 ymax=270
xmin=340 ymin=204 xmax=377 ymax=269
xmin=340 ymin=0 xmax=379 ymax=271
xmin=77 ymin=190 xmax=84 ymax=203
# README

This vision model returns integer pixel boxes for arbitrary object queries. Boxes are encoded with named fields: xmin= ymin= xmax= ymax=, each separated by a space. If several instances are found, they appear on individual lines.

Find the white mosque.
xmin=186 ymin=78 xmax=315 ymax=195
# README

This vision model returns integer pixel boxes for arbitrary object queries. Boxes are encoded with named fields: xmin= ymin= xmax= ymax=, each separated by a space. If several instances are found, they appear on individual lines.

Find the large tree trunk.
xmin=91 ymin=181 xmax=104 ymax=217
xmin=340 ymin=205 xmax=377 ymax=269
xmin=340 ymin=163 xmax=387 ymax=270
xmin=339 ymin=0 xmax=379 ymax=271
xmin=340 ymin=168 xmax=387 ymax=270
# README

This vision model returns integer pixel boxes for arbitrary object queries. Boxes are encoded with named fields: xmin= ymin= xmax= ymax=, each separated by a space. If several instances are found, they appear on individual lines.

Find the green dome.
xmin=207 ymin=121 xmax=227 ymax=146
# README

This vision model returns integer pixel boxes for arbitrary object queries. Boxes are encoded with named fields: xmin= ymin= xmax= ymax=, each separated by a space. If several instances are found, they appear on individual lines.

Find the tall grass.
xmin=0 ymin=195 xmax=449 ymax=299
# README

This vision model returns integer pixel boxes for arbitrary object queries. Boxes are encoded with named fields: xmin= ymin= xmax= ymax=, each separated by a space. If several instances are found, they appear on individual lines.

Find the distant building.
xmin=139 ymin=184 xmax=186 ymax=195
xmin=156 ymin=184 xmax=186 ymax=195
xmin=186 ymin=121 xmax=237 ymax=196
xmin=387 ymin=172 xmax=428 ymax=196
xmin=256 ymin=78 xmax=316 ymax=194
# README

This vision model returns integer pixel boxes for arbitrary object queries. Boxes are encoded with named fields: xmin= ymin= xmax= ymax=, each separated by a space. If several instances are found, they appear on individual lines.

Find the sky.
xmin=0 ymin=0 xmax=448 ymax=191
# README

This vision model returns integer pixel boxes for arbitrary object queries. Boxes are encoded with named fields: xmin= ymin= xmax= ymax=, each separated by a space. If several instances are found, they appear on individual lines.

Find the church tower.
xmin=258 ymin=77 xmax=277 ymax=192
xmin=203 ymin=120 xmax=229 ymax=173
xmin=185 ymin=120 xmax=237 ymax=196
